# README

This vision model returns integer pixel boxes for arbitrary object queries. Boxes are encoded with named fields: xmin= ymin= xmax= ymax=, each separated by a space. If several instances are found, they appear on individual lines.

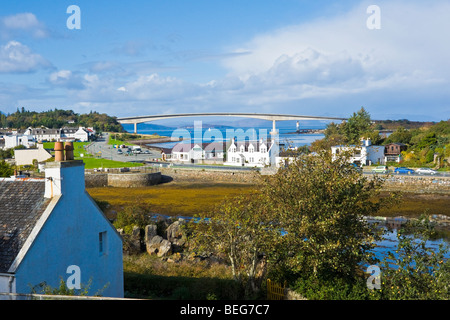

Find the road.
xmin=85 ymin=133 xmax=163 ymax=163
xmin=362 ymin=170 xmax=450 ymax=177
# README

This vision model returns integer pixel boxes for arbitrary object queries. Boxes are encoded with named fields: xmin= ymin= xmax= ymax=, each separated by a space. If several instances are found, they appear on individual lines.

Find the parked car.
xmin=372 ymin=165 xmax=389 ymax=173
xmin=394 ymin=167 xmax=414 ymax=174
xmin=117 ymin=149 xmax=123 ymax=154
xmin=415 ymin=167 xmax=437 ymax=175
xmin=349 ymin=163 xmax=362 ymax=172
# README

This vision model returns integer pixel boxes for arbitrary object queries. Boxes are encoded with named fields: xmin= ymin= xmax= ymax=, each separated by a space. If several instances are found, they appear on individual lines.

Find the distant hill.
xmin=375 ymin=119 xmax=437 ymax=130
xmin=0 ymin=108 xmax=125 ymax=132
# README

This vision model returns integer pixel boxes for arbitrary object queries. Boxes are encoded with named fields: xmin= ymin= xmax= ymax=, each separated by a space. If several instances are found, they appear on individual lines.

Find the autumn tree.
xmin=260 ymin=150 xmax=398 ymax=280
xmin=188 ymin=193 xmax=280 ymax=298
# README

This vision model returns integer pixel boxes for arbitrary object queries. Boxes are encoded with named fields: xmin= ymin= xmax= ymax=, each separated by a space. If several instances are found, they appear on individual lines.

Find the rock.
xmin=147 ymin=235 xmax=163 ymax=255
xmin=166 ymin=220 xmax=187 ymax=252
xmin=158 ymin=239 xmax=172 ymax=257
xmin=145 ymin=224 xmax=158 ymax=244
xmin=146 ymin=235 xmax=172 ymax=257
xmin=131 ymin=225 xmax=140 ymax=237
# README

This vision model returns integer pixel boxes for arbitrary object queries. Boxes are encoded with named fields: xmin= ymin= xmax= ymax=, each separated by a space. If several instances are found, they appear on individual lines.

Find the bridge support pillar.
xmin=270 ymin=119 xmax=278 ymax=135
xmin=134 ymin=122 xmax=137 ymax=134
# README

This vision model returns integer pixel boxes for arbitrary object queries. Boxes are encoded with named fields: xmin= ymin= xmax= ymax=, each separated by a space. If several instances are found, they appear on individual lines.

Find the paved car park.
xmin=85 ymin=133 xmax=163 ymax=163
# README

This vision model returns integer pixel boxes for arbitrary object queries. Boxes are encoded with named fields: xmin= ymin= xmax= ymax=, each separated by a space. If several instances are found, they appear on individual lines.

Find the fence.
xmin=266 ymin=279 xmax=286 ymax=300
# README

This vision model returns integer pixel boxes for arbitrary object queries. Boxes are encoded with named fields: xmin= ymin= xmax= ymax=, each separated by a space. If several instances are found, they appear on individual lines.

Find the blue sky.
xmin=0 ymin=0 xmax=449 ymax=121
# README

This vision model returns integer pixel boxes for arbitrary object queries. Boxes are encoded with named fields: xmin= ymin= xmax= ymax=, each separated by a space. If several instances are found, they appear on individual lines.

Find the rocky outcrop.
xmin=146 ymin=235 xmax=172 ymax=257
xmin=166 ymin=219 xmax=187 ymax=252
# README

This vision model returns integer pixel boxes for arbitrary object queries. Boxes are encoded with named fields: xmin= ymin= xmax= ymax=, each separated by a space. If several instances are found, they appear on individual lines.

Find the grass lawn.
xmin=80 ymin=157 xmax=143 ymax=169
xmin=43 ymin=141 xmax=143 ymax=169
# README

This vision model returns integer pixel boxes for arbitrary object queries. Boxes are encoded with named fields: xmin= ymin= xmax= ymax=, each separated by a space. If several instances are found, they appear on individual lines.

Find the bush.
xmin=113 ymin=202 xmax=153 ymax=234
xmin=291 ymin=274 xmax=376 ymax=300
xmin=124 ymin=272 xmax=242 ymax=300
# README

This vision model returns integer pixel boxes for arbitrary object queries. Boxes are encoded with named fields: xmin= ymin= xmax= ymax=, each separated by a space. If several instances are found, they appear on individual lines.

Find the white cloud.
xmin=1 ymin=13 xmax=48 ymax=39
xmin=204 ymin=0 xmax=450 ymax=119
xmin=0 ymin=40 xmax=51 ymax=73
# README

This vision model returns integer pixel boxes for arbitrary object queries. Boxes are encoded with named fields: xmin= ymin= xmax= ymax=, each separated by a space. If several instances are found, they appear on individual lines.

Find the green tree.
xmin=188 ymin=193 xmax=279 ymax=298
xmin=0 ymin=160 xmax=14 ymax=177
xmin=341 ymin=107 xmax=373 ymax=144
xmin=113 ymin=202 xmax=153 ymax=234
xmin=379 ymin=215 xmax=450 ymax=299
xmin=384 ymin=127 xmax=412 ymax=145
xmin=259 ymin=150 xmax=398 ymax=280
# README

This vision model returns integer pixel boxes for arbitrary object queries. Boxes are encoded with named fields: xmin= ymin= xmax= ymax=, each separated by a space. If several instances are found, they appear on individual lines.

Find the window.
xmin=99 ymin=231 xmax=107 ymax=256
xmin=261 ymin=148 xmax=266 ymax=153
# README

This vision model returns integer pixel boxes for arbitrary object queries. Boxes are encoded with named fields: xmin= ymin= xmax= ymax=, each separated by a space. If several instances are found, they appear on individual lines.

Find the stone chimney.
xmin=44 ymin=141 xmax=84 ymax=198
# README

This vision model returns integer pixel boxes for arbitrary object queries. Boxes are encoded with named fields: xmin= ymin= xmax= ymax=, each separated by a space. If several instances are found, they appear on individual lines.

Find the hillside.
xmin=0 ymin=108 xmax=125 ymax=133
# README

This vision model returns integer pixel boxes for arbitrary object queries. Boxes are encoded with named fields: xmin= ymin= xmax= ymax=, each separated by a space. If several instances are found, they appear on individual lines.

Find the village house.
xmin=224 ymin=138 xmax=275 ymax=167
xmin=13 ymin=144 xmax=53 ymax=166
xmin=274 ymin=148 xmax=306 ymax=168
xmin=23 ymin=126 xmax=93 ymax=142
xmin=167 ymin=142 xmax=226 ymax=163
xmin=0 ymin=142 xmax=123 ymax=298
xmin=4 ymin=134 xmax=35 ymax=149
xmin=384 ymin=142 xmax=407 ymax=163
xmin=331 ymin=138 xmax=385 ymax=166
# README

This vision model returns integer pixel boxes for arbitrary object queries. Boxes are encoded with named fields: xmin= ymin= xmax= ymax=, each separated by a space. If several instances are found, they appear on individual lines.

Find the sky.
xmin=0 ymin=0 xmax=449 ymax=122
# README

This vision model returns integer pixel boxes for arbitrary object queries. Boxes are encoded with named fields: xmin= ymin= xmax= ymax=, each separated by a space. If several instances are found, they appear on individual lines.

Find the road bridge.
xmin=116 ymin=112 xmax=347 ymax=134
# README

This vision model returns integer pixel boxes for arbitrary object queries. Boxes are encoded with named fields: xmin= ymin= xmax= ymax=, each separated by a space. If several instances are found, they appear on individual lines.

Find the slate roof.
xmin=0 ymin=180 xmax=50 ymax=273
xmin=230 ymin=139 xmax=273 ymax=152
xmin=171 ymin=142 xmax=226 ymax=153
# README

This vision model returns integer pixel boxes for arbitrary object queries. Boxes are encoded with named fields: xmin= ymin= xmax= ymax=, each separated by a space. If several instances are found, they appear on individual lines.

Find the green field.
xmin=43 ymin=141 xmax=143 ymax=169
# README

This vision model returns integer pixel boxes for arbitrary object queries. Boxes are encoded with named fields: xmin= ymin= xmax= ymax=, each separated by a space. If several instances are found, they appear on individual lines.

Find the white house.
xmin=224 ymin=138 xmax=275 ymax=167
xmin=168 ymin=142 xmax=225 ymax=163
xmin=331 ymin=138 xmax=385 ymax=166
xmin=24 ymin=128 xmax=61 ymax=142
xmin=0 ymin=144 xmax=123 ymax=298
xmin=24 ymin=127 xmax=92 ymax=142
xmin=13 ymin=143 xmax=53 ymax=166
xmin=61 ymin=127 xmax=90 ymax=142
xmin=4 ymin=134 xmax=35 ymax=149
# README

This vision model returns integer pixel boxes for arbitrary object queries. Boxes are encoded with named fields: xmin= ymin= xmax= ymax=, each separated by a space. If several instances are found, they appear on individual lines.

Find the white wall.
xmin=14 ymin=144 xmax=52 ymax=166
xmin=4 ymin=135 xmax=34 ymax=149
xmin=0 ymin=274 xmax=15 ymax=294
xmin=11 ymin=162 xmax=123 ymax=297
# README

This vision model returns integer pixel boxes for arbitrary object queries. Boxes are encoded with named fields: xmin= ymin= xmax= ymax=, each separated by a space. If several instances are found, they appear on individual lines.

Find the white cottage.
xmin=224 ymin=138 xmax=274 ymax=167
xmin=13 ymin=144 xmax=52 ymax=166
xmin=0 ymin=144 xmax=123 ymax=298
xmin=168 ymin=142 xmax=225 ymax=163
xmin=4 ymin=134 xmax=35 ymax=149
xmin=331 ymin=138 xmax=385 ymax=166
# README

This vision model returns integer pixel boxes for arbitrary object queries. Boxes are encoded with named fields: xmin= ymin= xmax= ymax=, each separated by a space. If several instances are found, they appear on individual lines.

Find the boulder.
xmin=145 ymin=224 xmax=158 ymax=244
xmin=146 ymin=235 xmax=172 ymax=257
xmin=166 ymin=219 xmax=187 ymax=252
xmin=158 ymin=239 xmax=172 ymax=257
